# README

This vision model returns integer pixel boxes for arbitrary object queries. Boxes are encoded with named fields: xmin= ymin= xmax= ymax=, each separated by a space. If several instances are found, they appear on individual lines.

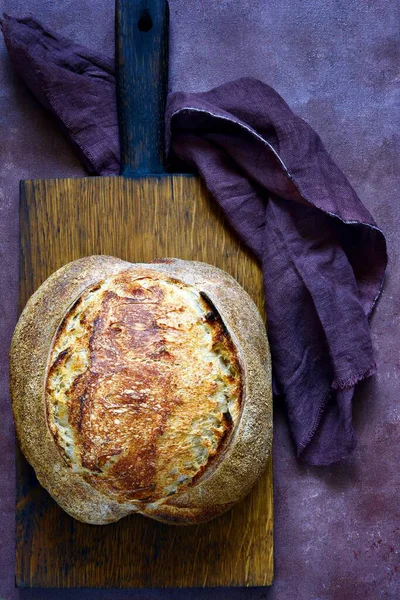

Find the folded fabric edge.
xmin=332 ymin=362 xmax=377 ymax=391
xmin=299 ymin=434 xmax=358 ymax=467
xmin=1 ymin=14 xmax=118 ymax=176
xmin=295 ymin=388 xmax=331 ymax=455
xmin=296 ymin=388 xmax=358 ymax=467
xmin=166 ymin=100 xmax=388 ymax=321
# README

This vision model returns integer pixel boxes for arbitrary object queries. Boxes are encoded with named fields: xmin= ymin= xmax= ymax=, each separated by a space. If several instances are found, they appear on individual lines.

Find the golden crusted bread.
xmin=10 ymin=256 xmax=272 ymax=525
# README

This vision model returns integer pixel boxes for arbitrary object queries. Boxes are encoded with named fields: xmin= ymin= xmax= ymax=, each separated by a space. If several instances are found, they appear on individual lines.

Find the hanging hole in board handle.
xmin=138 ymin=9 xmax=153 ymax=32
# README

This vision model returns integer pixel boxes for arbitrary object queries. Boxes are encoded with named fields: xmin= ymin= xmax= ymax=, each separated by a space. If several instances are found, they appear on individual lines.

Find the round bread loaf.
xmin=10 ymin=256 xmax=272 ymax=525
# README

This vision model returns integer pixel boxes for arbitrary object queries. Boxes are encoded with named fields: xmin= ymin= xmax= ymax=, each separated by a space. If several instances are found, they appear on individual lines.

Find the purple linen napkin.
xmin=1 ymin=15 xmax=387 ymax=465
xmin=166 ymin=83 xmax=387 ymax=465
xmin=1 ymin=14 xmax=120 ymax=175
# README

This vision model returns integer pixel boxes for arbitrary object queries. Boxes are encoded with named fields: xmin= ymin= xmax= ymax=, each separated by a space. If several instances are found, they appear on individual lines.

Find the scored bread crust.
xmin=10 ymin=256 xmax=272 ymax=525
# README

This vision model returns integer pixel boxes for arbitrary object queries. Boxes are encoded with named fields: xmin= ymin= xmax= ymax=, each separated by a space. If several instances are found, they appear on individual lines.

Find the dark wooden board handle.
xmin=116 ymin=0 xmax=169 ymax=177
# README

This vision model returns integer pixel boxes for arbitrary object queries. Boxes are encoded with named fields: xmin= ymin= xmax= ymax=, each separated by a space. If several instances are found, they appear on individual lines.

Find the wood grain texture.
xmin=116 ymin=0 xmax=169 ymax=176
xmin=17 ymin=174 xmax=273 ymax=588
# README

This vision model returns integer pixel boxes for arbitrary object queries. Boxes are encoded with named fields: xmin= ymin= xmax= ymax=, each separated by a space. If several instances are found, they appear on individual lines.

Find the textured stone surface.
xmin=0 ymin=0 xmax=399 ymax=598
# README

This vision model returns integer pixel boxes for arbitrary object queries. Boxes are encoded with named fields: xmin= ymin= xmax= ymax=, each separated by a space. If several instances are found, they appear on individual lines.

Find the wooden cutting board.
xmin=15 ymin=0 xmax=273 ymax=589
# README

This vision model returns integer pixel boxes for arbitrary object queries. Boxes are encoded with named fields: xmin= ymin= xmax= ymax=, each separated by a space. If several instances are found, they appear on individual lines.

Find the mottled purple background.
xmin=0 ymin=1 xmax=399 ymax=599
